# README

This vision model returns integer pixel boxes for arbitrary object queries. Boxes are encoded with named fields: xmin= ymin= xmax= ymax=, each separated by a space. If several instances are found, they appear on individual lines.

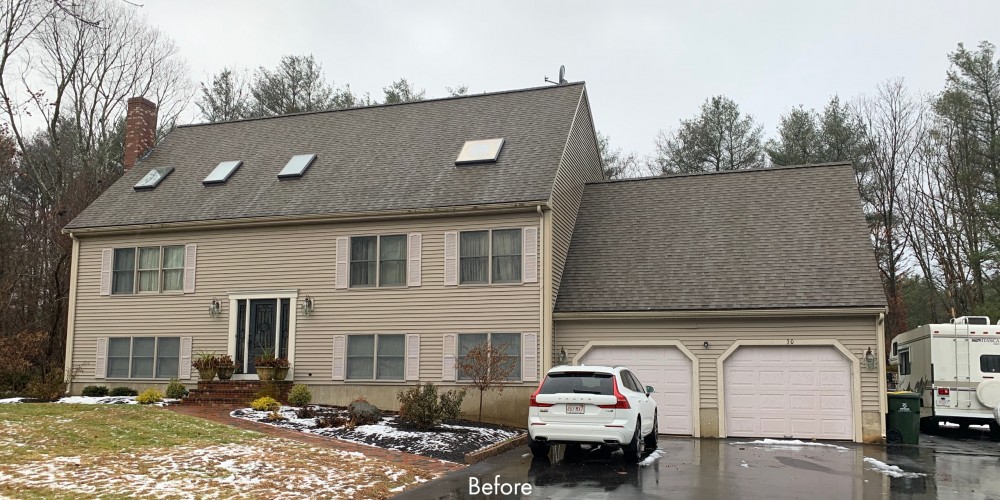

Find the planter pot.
xmin=196 ymin=367 xmax=215 ymax=381
xmin=274 ymin=366 xmax=289 ymax=381
xmin=216 ymin=366 xmax=235 ymax=380
xmin=256 ymin=366 xmax=275 ymax=382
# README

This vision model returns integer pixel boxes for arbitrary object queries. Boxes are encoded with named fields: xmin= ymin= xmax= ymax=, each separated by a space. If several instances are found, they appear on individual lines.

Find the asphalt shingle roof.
xmin=66 ymin=83 xmax=586 ymax=230
xmin=554 ymin=163 xmax=887 ymax=312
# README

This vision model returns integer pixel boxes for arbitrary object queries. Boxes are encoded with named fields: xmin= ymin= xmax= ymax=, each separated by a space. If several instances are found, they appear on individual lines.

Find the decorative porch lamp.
xmin=864 ymin=347 xmax=876 ymax=370
xmin=208 ymin=298 xmax=221 ymax=318
xmin=302 ymin=296 xmax=315 ymax=317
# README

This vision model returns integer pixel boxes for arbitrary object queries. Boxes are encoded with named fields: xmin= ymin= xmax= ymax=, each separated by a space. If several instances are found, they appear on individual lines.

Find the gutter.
xmin=64 ymin=201 xmax=552 ymax=236
xmin=554 ymin=307 xmax=889 ymax=320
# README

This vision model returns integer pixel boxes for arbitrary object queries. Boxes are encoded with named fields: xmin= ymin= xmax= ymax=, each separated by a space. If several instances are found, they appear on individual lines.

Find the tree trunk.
xmin=478 ymin=390 xmax=484 ymax=422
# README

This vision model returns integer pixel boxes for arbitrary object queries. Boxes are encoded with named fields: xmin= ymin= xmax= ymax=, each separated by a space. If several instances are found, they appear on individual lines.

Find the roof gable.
xmin=67 ymin=83 xmax=586 ymax=230
xmin=555 ymin=163 xmax=887 ymax=312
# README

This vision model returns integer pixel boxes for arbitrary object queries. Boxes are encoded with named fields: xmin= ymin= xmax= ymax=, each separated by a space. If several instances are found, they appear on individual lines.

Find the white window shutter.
xmin=179 ymin=337 xmax=193 ymax=380
xmin=95 ymin=338 xmax=108 ymax=379
xmin=523 ymin=227 xmax=538 ymax=284
xmin=405 ymin=334 xmax=420 ymax=381
xmin=100 ymin=249 xmax=112 ymax=296
xmin=332 ymin=335 xmax=346 ymax=380
xmin=522 ymin=333 xmax=538 ymax=382
xmin=444 ymin=232 xmax=458 ymax=286
xmin=183 ymin=244 xmax=197 ymax=294
xmin=407 ymin=233 xmax=422 ymax=287
xmin=442 ymin=333 xmax=457 ymax=381
xmin=335 ymin=237 xmax=349 ymax=290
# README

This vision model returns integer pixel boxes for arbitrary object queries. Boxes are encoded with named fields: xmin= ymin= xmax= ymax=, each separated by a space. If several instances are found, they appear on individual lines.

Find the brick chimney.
xmin=123 ymin=97 xmax=158 ymax=171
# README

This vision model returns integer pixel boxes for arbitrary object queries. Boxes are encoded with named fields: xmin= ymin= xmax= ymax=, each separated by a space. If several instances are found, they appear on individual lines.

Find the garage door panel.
xmin=580 ymin=346 xmax=693 ymax=436
xmin=725 ymin=346 xmax=853 ymax=441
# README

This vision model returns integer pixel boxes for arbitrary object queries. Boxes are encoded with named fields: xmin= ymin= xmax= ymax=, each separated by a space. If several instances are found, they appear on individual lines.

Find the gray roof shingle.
xmin=66 ymin=83 xmax=586 ymax=230
xmin=554 ymin=163 xmax=887 ymax=312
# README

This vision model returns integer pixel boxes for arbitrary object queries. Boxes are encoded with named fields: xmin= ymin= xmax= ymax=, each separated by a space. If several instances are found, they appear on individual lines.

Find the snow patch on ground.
xmin=0 ymin=397 xmax=24 ymax=404
xmin=0 ymin=396 xmax=179 ymax=406
xmin=863 ymin=457 xmax=926 ymax=478
xmin=639 ymin=449 xmax=665 ymax=467
xmin=733 ymin=439 xmax=850 ymax=451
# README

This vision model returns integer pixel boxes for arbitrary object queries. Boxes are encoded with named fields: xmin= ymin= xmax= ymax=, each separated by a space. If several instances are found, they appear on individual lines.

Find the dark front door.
xmin=246 ymin=299 xmax=276 ymax=374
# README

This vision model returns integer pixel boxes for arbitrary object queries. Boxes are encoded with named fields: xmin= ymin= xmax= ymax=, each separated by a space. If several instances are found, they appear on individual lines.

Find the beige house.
xmin=553 ymin=165 xmax=888 ymax=442
xmin=63 ymin=84 xmax=886 ymax=441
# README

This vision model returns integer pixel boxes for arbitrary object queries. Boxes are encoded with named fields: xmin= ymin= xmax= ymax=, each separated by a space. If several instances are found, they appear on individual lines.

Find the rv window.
xmin=892 ymin=342 xmax=897 ymax=356
xmin=981 ymin=355 xmax=1000 ymax=373
xmin=899 ymin=351 xmax=911 ymax=375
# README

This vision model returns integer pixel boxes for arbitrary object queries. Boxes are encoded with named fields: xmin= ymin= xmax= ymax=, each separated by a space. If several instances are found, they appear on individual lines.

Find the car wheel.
xmin=529 ymin=440 xmax=550 ymax=459
xmin=644 ymin=414 xmax=658 ymax=450
xmin=623 ymin=418 xmax=644 ymax=463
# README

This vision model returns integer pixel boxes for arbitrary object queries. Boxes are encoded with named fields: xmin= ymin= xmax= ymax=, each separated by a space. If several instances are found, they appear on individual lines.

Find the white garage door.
xmin=724 ymin=346 xmax=854 ymax=440
xmin=579 ymin=346 xmax=693 ymax=435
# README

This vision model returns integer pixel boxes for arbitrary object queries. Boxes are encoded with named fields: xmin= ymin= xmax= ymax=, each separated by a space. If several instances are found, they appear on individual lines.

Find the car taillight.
xmin=599 ymin=376 xmax=631 ymax=409
xmin=938 ymin=388 xmax=950 ymax=396
xmin=530 ymin=379 xmax=553 ymax=407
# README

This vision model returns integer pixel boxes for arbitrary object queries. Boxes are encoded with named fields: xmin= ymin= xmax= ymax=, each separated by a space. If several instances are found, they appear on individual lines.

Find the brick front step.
xmin=180 ymin=381 xmax=293 ymax=406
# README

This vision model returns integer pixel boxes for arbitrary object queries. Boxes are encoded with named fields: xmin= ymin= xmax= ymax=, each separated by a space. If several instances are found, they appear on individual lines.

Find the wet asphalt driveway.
xmin=396 ymin=427 xmax=1000 ymax=499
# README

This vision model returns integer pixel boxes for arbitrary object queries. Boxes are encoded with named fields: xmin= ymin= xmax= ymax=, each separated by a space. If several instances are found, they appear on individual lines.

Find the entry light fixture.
xmin=864 ymin=347 xmax=876 ymax=370
xmin=557 ymin=347 xmax=567 ymax=365
xmin=208 ymin=298 xmax=221 ymax=318
xmin=703 ymin=341 xmax=710 ymax=349
xmin=302 ymin=296 xmax=315 ymax=317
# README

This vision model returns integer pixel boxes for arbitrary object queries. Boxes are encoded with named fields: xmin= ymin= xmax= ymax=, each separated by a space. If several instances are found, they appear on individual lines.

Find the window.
xmin=982 ymin=355 xmax=1000 ymax=373
xmin=457 ymin=332 xmax=521 ymax=381
xmin=106 ymin=337 xmax=180 ymax=379
xmin=538 ymin=371 xmax=613 ymax=395
xmin=350 ymin=235 xmax=406 ymax=287
xmin=899 ymin=350 xmax=911 ymax=375
xmin=346 ymin=334 xmax=405 ymax=380
xmin=112 ymin=245 xmax=185 ymax=294
xmin=459 ymin=229 xmax=522 ymax=284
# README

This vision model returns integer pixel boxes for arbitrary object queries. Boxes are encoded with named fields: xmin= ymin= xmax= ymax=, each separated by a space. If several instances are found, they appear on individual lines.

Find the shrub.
xmin=288 ymin=384 xmax=311 ymax=407
xmin=191 ymin=352 xmax=215 ymax=370
xmin=109 ymin=386 xmax=138 ymax=397
xmin=165 ymin=379 xmax=188 ymax=399
xmin=25 ymin=368 xmax=72 ymax=401
xmin=82 ymin=385 xmax=109 ymax=397
xmin=251 ymin=396 xmax=280 ymax=412
xmin=348 ymin=398 xmax=381 ymax=426
xmin=296 ymin=406 xmax=317 ymax=419
xmin=315 ymin=414 xmax=348 ymax=428
xmin=136 ymin=388 xmax=163 ymax=404
xmin=397 ymin=382 xmax=467 ymax=430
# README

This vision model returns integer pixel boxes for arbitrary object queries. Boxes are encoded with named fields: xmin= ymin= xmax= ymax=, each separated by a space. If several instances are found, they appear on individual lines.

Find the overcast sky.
xmin=143 ymin=0 xmax=998 ymax=159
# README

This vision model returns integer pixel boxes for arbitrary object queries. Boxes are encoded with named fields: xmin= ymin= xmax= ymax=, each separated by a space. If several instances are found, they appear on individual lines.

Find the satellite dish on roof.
xmin=558 ymin=65 xmax=566 ymax=84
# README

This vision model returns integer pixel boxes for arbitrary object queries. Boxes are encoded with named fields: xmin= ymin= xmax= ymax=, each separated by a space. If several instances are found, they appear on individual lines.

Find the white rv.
xmin=889 ymin=316 xmax=1000 ymax=434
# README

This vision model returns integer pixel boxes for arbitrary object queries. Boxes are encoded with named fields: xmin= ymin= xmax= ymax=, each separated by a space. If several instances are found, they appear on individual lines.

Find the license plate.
xmin=566 ymin=404 xmax=584 ymax=414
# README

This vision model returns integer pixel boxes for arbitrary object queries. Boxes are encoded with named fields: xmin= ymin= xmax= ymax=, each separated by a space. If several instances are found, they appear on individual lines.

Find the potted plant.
xmin=215 ymin=354 xmax=236 ymax=380
xmin=273 ymin=357 xmax=290 ymax=381
xmin=254 ymin=348 xmax=276 ymax=382
xmin=192 ymin=352 xmax=216 ymax=381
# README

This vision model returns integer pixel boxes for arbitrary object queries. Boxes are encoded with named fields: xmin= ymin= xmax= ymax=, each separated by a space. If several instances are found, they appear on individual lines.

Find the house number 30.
xmin=786 ymin=339 xmax=795 ymax=345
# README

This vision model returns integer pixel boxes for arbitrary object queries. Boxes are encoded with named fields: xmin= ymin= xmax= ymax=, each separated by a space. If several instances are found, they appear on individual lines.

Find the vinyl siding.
xmin=70 ymin=211 xmax=541 ymax=386
xmin=554 ymin=315 xmax=880 ymax=413
xmin=548 ymin=91 xmax=604 ymax=305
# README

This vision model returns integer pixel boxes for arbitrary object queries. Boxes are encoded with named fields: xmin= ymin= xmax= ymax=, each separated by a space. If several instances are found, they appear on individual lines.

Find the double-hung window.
xmin=350 ymin=235 xmax=407 ymax=287
xmin=459 ymin=229 xmax=521 ymax=284
xmin=457 ymin=332 xmax=521 ymax=381
xmin=346 ymin=334 xmax=405 ymax=380
xmin=112 ymin=245 xmax=185 ymax=294
xmin=106 ymin=337 xmax=180 ymax=379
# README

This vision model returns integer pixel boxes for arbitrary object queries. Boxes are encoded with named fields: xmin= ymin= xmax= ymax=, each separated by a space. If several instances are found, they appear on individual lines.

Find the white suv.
xmin=527 ymin=365 xmax=658 ymax=462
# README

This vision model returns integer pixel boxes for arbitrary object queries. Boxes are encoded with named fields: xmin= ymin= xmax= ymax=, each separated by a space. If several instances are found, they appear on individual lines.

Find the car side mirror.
xmin=645 ymin=385 xmax=654 ymax=395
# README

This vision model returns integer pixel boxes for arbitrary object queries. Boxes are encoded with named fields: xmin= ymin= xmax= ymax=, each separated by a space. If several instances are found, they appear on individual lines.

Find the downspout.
xmin=877 ymin=312 xmax=887 ymax=437
xmin=537 ymin=204 xmax=551 ymax=375
xmin=64 ymin=234 xmax=81 ymax=388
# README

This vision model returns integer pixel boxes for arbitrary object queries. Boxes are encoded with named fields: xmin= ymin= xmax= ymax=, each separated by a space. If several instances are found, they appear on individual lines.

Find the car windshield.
xmin=539 ymin=372 xmax=614 ymax=395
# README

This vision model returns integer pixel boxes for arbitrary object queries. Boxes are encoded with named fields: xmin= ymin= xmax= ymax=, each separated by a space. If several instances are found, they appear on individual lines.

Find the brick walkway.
xmin=168 ymin=405 xmax=464 ymax=474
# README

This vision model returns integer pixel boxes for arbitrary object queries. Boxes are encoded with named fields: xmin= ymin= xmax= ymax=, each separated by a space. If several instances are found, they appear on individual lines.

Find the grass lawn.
xmin=0 ymin=404 xmax=437 ymax=499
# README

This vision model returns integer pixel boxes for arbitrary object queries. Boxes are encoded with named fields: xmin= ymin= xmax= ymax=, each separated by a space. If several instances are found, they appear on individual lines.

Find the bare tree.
xmin=453 ymin=341 xmax=515 ymax=422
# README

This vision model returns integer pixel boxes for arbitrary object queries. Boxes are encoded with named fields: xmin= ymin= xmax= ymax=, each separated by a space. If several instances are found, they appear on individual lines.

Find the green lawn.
xmin=0 ymin=404 xmax=434 ymax=499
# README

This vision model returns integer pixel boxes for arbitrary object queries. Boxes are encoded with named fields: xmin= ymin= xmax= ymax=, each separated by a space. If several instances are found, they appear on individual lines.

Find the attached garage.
xmin=578 ymin=345 xmax=695 ymax=435
xmin=723 ymin=345 xmax=854 ymax=440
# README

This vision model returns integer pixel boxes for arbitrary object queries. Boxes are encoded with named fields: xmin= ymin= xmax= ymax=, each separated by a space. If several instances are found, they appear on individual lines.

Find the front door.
xmin=235 ymin=298 xmax=290 ymax=375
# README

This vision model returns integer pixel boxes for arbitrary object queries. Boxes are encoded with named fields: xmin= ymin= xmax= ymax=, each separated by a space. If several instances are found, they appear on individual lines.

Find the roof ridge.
xmin=178 ymin=81 xmax=587 ymax=129
xmin=586 ymin=162 xmax=854 ymax=186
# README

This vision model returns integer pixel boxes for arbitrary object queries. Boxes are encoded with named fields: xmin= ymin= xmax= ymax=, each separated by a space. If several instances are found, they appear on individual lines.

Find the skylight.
xmin=278 ymin=154 xmax=317 ymax=179
xmin=133 ymin=166 xmax=174 ymax=190
xmin=203 ymin=160 xmax=242 ymax=185
xmin=456 ymin=138 xmax=505 ymax=165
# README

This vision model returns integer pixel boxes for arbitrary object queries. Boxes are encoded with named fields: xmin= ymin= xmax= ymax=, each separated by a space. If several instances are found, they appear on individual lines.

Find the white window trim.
xmin=226 ymin=290 xmax=299 ymax=381
xmin=456 ymin=332 xmax=523 ymax=382
xmin=458 ymin=228 xmax=524 ymax=285
xmin=111 ymin=245 xmax=186 ymax=295
xmin=345 ymin=333 xmax=407 ymax=382
xmin=104 ymin=336 xmax=181 ymax=380
xmin=348 ymin=234 xmax=409 ymax=289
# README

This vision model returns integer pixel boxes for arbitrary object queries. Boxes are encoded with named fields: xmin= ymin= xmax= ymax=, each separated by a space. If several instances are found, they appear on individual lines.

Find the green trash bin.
xmin=886 ymin=391 xmax=921 ymax=444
